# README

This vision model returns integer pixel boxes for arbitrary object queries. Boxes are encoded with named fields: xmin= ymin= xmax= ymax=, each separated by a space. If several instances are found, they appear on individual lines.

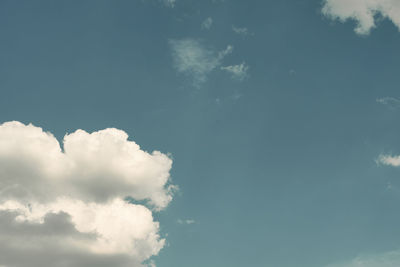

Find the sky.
xmin=1 ymin=0 xmax=400 ymax=266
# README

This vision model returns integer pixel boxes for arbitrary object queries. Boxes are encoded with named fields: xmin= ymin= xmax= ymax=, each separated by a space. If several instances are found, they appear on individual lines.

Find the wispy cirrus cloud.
xmin=322 ymin=0 xmax=400 ymax=35
xmin=232 ymin=26 xmax=252 ymax=36
xmin=221 ymin=62 xmax=249 ymax=81
xmin=201 ymin=17 xmax=213 ymax=30
xmin=177 ymin=219 xmax=196 ymax=225
xmin=162 ymin=0 xmax=176 ymax=7
xmin=376 ymin=97 xmax=400 ymax=109
xmin=169 ymin=38 xmax=233 ymax=85
xmin=145 ymin=0 xmax=176 ymax=8
xmin=325 ymin=249 xmax=400 ymax=267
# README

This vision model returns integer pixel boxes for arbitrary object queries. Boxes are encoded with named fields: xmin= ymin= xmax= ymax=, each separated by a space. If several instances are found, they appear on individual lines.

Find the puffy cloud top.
xmin=322 ymin=0 xmax=400 ymax=35
xmin=0 ymin=121 xmax=173 ymax=209
xmin=0 ymin=121 xmax=175 ymax=267
xmin=377 ymin=154 xmax=400 ymax=167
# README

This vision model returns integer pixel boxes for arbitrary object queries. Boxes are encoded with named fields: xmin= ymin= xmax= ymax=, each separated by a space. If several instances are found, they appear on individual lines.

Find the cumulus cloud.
xmin=221 ymin=62 xmax=249 ymax=81
xmin=322 ymin=0 xmax=400 ymax=35
xmin=169 ymin=38 xmax=233 ymax=85
xmin=326 ymin=250 xmax=400 ymax=267
xmin=377 ymin=154 xmax=400 ymax=167
xmin=201 ymin=17 xmax=213 ymax=30
xmin=0 ymin=121 xmax=175 ymax=267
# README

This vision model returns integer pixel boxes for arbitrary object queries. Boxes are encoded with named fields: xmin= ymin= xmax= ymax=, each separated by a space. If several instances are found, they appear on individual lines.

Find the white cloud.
xmin=232 ymin=26 xmax=250 ymax=36
xmin=322 ymin=0 xmax=400 ymax=35
xmin=221 ymin=62 xmax=249 ymax=81
xmin=377 ymin=154 xmax=400 ymax=167
xmin=377 ymin=97 xmax=400 ymax=109
xmin=201 ymin=17 xmax=213 ymax=30
xmin=0 ymin=121 xmax=174 ymax=209
xmin=0 ymin=121 xmax=175 ymax=267
xmin=177 ymin=219 xmax=195 ymax=225
xmin=218 ymin=45 xmax=234 ymax=58
xmin=162 ymin=0 xmax=176 ymax=7
xmin=326 ymin=250 xmax=400 ymax=267
xmin=169 ymin=38 xmax=233 ymax=85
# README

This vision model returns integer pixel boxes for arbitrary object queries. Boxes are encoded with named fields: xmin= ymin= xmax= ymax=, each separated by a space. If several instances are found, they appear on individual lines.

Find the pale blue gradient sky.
xmin=1 ymin=0 xmax=400 ymax=266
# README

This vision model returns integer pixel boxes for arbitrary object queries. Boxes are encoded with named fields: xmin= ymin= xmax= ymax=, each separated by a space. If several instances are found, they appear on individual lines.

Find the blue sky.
xmin=1 ymin=0 xmax=400 ymax=266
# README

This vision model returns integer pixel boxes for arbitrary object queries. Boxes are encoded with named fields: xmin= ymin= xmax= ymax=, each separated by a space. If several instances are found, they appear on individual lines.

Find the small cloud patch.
xmin=322 ymin=0 xmax=400 ymax=35
xmin=169 ymin=38 xmax=233 ymax=86
xmin=376 ymin=97 xmax=400 ymax=109
xmin=201 ymin=17 xmax=213 ymax=30
xmin=221 ymin=62 xmax=249 ymax=81
xmin=177 ymin=219 xmax=196 ymax=225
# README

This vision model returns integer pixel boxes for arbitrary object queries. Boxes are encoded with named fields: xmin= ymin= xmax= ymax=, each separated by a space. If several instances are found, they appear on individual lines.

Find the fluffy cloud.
xmin=0 ymin=121 xmax=173 ymax=209
xmin=326 ymin=250 xmax=400 ymax=267
xmin=377 ymin=154 xmax=400 ymax=166
xmin=169 ymin=38 xmax=233 ymax=85
xmin=0 ymin=121 xmax=175 ymax=267
xmin=221 ymin=62 xmax=249 ymax=81
xmin=322 ymin=0 xmax=400 ymax=35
